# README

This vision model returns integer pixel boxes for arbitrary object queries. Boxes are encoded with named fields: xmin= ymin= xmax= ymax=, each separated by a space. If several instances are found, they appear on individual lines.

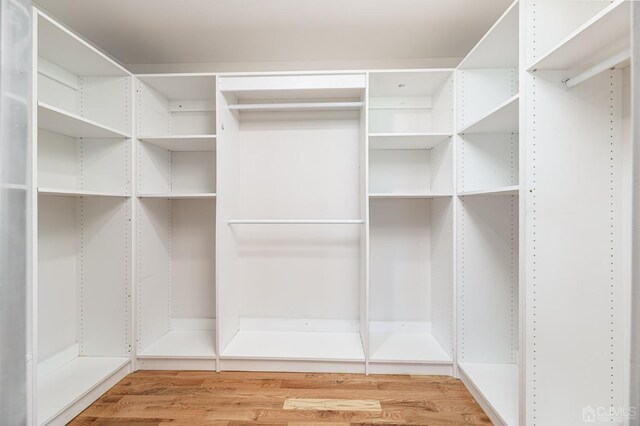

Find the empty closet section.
xmin=217 ymin=74 xmax=367 ymax=370
xmin=136 ymin=75 xmax=217 ymax=366
xmin=37 ymin=195 xmax=131 ymax=425
xmin=34 ymin=9 xmax=132 ymax=425
xmin=524 ymin=1 xmax=631 ymax=424
xmin=367 ymin=71 xmax=453 ymax=373
xmin=455 ymin=3 xmax=520 ymax=425
xmin=136 ymin=74 xmax=216 ymax=197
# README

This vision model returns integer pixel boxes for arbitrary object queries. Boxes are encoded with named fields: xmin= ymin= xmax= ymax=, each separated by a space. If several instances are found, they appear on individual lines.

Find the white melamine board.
xmin=38 ymin=102 xmax=129 ymax=139
xmin=359 ymin=95 xmax=369 ymax=360
xmin=458 ymin=195 xmax=518 ymax=363
xmin=221 ymin=331 xmax=365 ymax=361
xmin=369 ymin=150 xmax=430 ymax=194
xmin=140 ymin=135 xmax=216 ymax=152
xmin=369 ymin=331 xmax=451 ymax=363
xmin=37 ymin=189 xmax=130 ymax=198
xmin=369 ymin=71 xmax=452 ymax=97
xmin=369 ymin=133 xmax=451 ymax=150
xmin=137 ymin=80 xmax=171 ymax=136
xmin=137 ymin=75 xmax=216 ymax=100
xmin=36 ymin=10 xmax=129 ymax=77
xmin=525 ymin=0 xmax=627 ymax=68
xmin=137 ymin=198 xmax=172 ymax=350
xmin=78 ymin=197 xmax=130 ymax=356
xmin=430 ymin=197 xmax=454 ymax=357
xmin=429 ymin=139 xmax=453 ymax=194
xmin=137 ymin=143 xmax=170 ymax=194
xmin=524 ymin=70 xmax=626 ymax=424
xmin=138 ymin=193 xmax=216 ymax=199
xmin=458 ymin=186 xmax=519 ymax=197
xmin=138 ymin=330 xmax=215 ymax=359
xmin=219 ymin=74 xmax=365 ymax=100
xmin=457 ymin=69 xmax=517 ymax=132
xmin=38 ymin=68 xmax=78 ymax=115
xmin=37 ymin=195 xmax=78 ymax=362
xmin=368 ymin=193 xmax=451 ymax=199
xmin=38 ymin=357 xmax=130 ymax=425
xmin=458 ymin=1 xmax=519 ymax=69
xmin=229 ymin=102 xmax=362 ymax=111
xmin=80 ymin=76 xmax=131 ymax=135
xmin=171 ymin=152 xmax=216 ymax=194
xmin=459 ymin=95 xmax=519 ymax=135
xmin=459 ymin=363 xmax=519 ymax=426
xmin=37 ymin=129 xmax=77 ymax=190
xmin=369 ymin=198 xmax=430 ymax=322
xmin=171 ymin=199 xmax=216 ymax=320
xmin=458 ymin=133 xmax=518 ymax=192
xmin=529 ymin=1 xmax=629 ymax=71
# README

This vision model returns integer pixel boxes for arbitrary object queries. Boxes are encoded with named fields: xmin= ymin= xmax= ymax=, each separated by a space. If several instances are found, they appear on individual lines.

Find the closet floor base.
xmin=138 ymin=330 xmax=216 ymax=359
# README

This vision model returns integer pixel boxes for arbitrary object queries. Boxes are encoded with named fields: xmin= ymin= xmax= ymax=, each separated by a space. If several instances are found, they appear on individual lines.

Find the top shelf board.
xmin=369 ymin=70 xmax=452 ymax=97
xmin=369 ymin=133 xmax=451 ymax=150
xmin=458 ymin=94 xmax=519 ymax=134
xmin=458 ymin=0 xmax=519 ymax=69
xmin=137 ymin=74 xmax=217 ymax=100
xmin=37 ymin=10 xmax=129 ymax=77
xmin=528 ymin=0 xmax=630 ymax=71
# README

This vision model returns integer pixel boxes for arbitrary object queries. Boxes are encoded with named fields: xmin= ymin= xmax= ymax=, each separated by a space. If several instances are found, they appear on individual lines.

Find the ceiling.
xmin=34 ymin=0 xmax=512 ymax=69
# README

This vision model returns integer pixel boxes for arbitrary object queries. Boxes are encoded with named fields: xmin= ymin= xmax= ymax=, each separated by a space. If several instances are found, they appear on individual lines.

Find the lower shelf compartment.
xmin=459 ymin=362 xmax=519 ymax=426
xmin=138 ymin=330 xmax=216 ymax=359
xmin=38 ymin=356 xmax=130 ymax=425
xmin=221 ymin=330 xmax=365 ymax=362
xmin=369 ymin=332 xmax=451 ymax=363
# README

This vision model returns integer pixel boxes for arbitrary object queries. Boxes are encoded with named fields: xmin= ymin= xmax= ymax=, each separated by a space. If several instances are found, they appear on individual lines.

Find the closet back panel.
xmin=369 ymin=150 xmax=431 ymax=194
xmin=234 ymin=113 xmax=361 ymax=320
xmin=458 ymin=195 xmax=518 ymax=364
xmin=457 ymin=69 xmax=516 ymax=130
xmin=171 ymin=152 xmax=216 ymax=193
xmin=524 ymin=69 xmax=627 ymax=424
xmin=37 ymin=195 xmax=77 ymax=362
xmin=171 ymin=199 xmax=216 ymax=320
xmin=458 ymin=133 xmax=518 ymax=192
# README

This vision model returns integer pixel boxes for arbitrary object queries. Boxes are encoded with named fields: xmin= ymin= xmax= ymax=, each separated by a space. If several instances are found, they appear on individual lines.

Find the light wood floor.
xmin=70 ymin=371 xmax=491 ymax=425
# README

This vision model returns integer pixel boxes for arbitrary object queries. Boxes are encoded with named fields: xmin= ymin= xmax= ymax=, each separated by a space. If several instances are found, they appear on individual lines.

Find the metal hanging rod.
xmin=228 ymin=219 xmax=364 ymax=225
xmin=563 ymin=49 xmax=630 ymax=88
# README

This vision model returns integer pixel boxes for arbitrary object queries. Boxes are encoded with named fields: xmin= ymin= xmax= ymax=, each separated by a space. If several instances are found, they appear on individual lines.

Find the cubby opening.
xmin=37 ymin=194 xmax=130 ymax=425
xmin=458 ymin=133 xmax=518 ymax=194
xmin=369 ymin=197 xmax=453 ymax=365
xmin=137 ymin=198 xmax=216 ymax=361
xmin=217 ymin=74 xmax=367 ymax=366
xmin=369 ymin=71 xmax=453 ymax=135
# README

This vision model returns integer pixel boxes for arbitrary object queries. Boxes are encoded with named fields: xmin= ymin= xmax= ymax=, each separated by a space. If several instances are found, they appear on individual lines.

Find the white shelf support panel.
xmin=228 ymin=102 xmax=363 ymax=111
xmin=228 ymin=219 xmax=364 ymax=225
xmin=563 ymin=49 xmax=631 ymax=88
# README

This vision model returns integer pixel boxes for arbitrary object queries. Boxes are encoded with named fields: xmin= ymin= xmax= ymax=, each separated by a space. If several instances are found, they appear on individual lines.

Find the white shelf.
xmin=459 ymin=362 xmax=519 ymax=426
xmin=139 ymin=135 xmax=216 ymax=152
xmin=369 ymin=332 xmax=451 ymax=363
xmin=221 ymin=330 xmax=365 ymax=362
xmin=228 ymin=101 xmax=363 ymax=111
xmin=369 ymin=133 xmax=452 ymax=150
xmin=528 ymin=0 xmax=630 ymax=71
xmin=458 ymin=186 xmax=519 ymax=196
xmin=369 ymin=193 xmax=452 ymax=199
xmin=137 ymin=193 xmax=217 ymax=199
xmin=37 ymin=10 xmax=129 ymax=77
xmin=38 ymin=357 xmax=130 ymax=425
xmin=137 ymin=74 xmax=216 ymax=100
xmin=38 ymin=188 xmax=130 ymax=198
xmin=458 ymin=0 xmax=519 ymax=69
xmin=458 ymin=95 xmax=519 ymax=134
xmin=138 ymin=330 xmax=216 ymax=359
xmin=38 ymin=102 xmax=130 ymax=139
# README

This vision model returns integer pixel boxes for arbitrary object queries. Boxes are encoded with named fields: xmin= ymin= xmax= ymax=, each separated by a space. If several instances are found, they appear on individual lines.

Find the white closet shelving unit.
xmin=523 ymin=0 xmax=631 ymax=424
xmin=33 ymin=9 xmax=133 ymax=426
xmin=216 ymin=73 xmax=367 ymax=372
xmin=135 ymin=74 xmax=217 ymax=369
xmin=456 ymin=2 xmax=520 ymax=425
xmin=367 ymin=71 xmax=454 ymax=374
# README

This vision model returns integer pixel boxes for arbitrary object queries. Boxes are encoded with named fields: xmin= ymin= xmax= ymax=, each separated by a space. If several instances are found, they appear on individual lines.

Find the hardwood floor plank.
xmin=283 ymin=399 xmax=382 ymax=412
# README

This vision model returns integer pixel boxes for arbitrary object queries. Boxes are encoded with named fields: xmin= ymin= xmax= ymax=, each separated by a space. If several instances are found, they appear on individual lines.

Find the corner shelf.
xmin=458 ymin=186 xmax=519 ymax=196
xmin=139 ymin=135 xmax=216 ymax=152
xmin=369 ymin=133 xmax=452 ymax=150
xmin=38 ymin=102 xmax=130 ymax=139
xmin=459 ymin=363 xmax=519 ymax=426
xmin=38 ymin=188 xmax=130 ymax=198
xmin=369 ymin=193 xmax=452 ymax=199
xmin=137 ymin=193 xmax=217 ymax=199
xmin=138 ymin=330 xmax=216 ymax=359
xmin=458 ymin=95 xmax=519 ymax=135
xmin=527 ymin=0 xmax=630 ymax=71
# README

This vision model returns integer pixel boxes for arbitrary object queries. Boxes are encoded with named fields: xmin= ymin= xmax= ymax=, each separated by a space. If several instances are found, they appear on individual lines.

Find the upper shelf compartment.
xmin=528 ymin=0 xmax=630 ymax=72
xmin=219 ymin=73 xmax=366 ymax=111
xmin=458 ymin=0 xmax=519 ymax=70
xmin=369 ymin=70 xmax=454 ymax=134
